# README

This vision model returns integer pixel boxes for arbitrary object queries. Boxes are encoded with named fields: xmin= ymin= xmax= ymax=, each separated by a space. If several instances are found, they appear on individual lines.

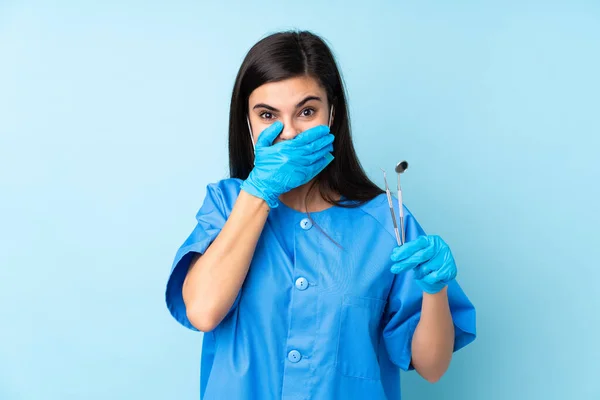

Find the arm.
xmin=182 ymin=190 xmax=269 ymax=332
xmin=410 ymin=287 xmax=455 ymax=383
xmin=389 ymin=233 xmax=464 ymax=382
xmin=181 ymin=122 xmax=334 ymax=332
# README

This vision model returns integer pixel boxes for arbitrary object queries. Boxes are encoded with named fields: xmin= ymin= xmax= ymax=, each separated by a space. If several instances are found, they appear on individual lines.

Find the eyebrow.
xmin=252 ymin=95 xmax=323 ymax=112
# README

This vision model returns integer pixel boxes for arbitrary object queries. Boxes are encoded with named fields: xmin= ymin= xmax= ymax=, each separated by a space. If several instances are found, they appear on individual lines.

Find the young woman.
xmin=165 ymin=30 xmax=476 ymax=399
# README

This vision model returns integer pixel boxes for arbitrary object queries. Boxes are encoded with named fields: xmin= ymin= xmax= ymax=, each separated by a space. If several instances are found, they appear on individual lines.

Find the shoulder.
xmin=205 ymin=177 xmax=243 ymax=199
xmin=355 ymin=193 xmax=424 ymax=240
xmin=196 ymin=178 xmax=243 ymax=219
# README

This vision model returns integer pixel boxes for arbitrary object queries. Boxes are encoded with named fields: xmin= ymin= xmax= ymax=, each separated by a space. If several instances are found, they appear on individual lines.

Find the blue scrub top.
xmin=166 ymin=178 xmax=476 ymax=400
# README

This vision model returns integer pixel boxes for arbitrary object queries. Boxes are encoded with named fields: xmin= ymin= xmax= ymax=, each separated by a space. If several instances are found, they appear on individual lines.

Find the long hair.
xmin=228 ymin=30 xmax=383 ymax=207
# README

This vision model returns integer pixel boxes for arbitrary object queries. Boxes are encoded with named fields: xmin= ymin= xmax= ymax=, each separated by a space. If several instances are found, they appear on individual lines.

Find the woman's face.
xmin=247 ymin=76 xmax=332 ymax=145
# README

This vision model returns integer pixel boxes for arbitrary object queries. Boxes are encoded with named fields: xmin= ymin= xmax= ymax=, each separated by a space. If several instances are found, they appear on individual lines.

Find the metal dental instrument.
xmin=381 ymin=168 xmax=402 ymax=246
xmin=395 ymin=161 xmax=409 ymax=245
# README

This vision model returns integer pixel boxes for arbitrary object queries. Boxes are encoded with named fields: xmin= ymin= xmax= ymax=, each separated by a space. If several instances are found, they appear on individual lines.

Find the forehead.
xmin=248 ymin=76 xmax=326 ymax=106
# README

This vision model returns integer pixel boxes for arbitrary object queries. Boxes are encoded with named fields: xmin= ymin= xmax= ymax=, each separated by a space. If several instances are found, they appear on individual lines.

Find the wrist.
xmin=422 ymin=284 xmax=448 ymax=296
xmin=240 ymin=179 xmax=280 ymax=209
xmin=237 ymin=188 xmax=269 ymax=208
xmin=418 ymin=281 xmax=448 ymax=295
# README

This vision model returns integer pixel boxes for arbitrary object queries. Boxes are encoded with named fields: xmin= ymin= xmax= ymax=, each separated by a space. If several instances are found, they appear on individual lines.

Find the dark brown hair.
xmin=228 ymin=30 xmax=383 ymax=208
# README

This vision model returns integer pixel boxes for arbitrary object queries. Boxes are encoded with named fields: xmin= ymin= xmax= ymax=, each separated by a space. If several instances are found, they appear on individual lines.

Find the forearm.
xmin=410 ymin=286 xmax=455 ymax=382
xmin=182 ymin=190 xmax=270 ymax=331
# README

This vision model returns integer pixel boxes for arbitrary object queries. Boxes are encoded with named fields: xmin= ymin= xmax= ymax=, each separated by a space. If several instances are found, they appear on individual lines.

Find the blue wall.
xmin=1 ymin=1 xmax=598 ymax=399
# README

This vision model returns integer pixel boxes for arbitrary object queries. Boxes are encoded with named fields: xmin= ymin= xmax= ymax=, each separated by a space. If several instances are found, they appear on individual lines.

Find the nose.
xmin=277 ymin=119 xmax=301 ymax=141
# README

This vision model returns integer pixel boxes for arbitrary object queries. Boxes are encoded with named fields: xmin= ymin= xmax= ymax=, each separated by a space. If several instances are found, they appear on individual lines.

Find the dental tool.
xmin=381 ymin=168 xmax=402 ymax=246
xmin=395 ymin=161 xmax=408 ymax=245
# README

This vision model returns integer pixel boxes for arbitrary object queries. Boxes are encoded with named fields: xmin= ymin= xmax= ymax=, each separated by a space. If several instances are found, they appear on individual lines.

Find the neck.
xmin=279 ymin=180 xmax=338 ymax=213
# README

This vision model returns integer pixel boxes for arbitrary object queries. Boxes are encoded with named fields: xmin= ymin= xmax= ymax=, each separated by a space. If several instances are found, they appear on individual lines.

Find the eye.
xmin=259 ymin=111 xmax=275 ymax=120
xmin=300 ymin=107 xmax=316 ymax=117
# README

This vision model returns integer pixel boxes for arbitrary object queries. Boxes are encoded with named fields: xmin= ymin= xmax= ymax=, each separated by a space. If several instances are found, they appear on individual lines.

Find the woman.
xmin=165 ymin=30 xmax=476 ymax=399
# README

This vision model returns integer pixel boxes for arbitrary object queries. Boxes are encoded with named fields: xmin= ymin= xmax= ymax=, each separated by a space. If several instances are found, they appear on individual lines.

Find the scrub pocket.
xmin=336 ymin=295 xmax=386 ymax=380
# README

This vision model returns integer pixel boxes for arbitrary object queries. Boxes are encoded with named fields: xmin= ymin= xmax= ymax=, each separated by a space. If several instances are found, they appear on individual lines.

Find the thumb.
xmin=255 ymin=121 xmax=284 ymax=148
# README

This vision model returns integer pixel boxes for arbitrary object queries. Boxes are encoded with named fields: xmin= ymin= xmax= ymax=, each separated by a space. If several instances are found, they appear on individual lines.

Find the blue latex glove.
xmin=390 ymin=235 xmax=457 ymax=294
xmin=240 ymin=120 xmax=335 ymax=208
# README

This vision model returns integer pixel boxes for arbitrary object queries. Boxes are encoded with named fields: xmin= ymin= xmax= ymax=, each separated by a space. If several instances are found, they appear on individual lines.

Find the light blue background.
xmin=1 ymin=1 xmax=599 ymax=399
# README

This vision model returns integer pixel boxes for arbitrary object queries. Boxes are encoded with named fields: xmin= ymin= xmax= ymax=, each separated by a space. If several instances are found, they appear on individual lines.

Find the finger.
xmin=416 ymin=246 xmax=454 ymax=281
xmin=390 ymin=261 xmax=415 ymax=275
xmin=297 ymin=143 xmax=334 ymax=166
xmin=413 ymin=263 xmax=427 ymax=280
xmin=272 ymin=132 xmax=332 ymax=167
xmin=255 ymin=121 xmax=284 ymax=148
xmin=394 ymin=245 xmax=438 ymax=271
xmin=290 ymin=125 xmax=330 ymax=147
xmin=390 ymin=235 xmax=430 ymax=262
xmin=298 ymin=133 xmax=335 ymax=155
xmin=413 ymin=261 xmax=434 ymax=280
xmin=420 ymin=269 xmax=442 ymax=286
xmin=302 ymin=153 xmax=334 ymax=181
xmin=420 ymin=266 xmax=454 ymax=287
xmin=430 ymin=234 xmax=447 ymax=247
